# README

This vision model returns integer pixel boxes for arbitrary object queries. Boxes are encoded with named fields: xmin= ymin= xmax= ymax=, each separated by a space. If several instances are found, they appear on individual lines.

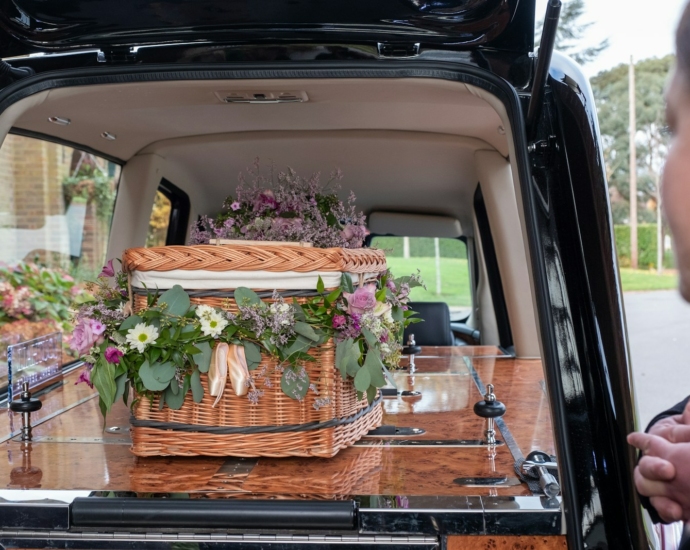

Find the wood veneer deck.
xmin=0 ymin=347 xmax=555 ymax=498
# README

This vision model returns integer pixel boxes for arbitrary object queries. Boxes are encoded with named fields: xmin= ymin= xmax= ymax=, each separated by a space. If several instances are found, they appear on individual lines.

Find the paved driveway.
xmin=624 ymin=290 xmax=690 ymax=427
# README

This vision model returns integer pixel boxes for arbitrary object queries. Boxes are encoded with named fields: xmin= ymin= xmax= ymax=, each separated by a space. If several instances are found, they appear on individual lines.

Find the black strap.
xmin=131 ymin=393 xmax=382 ymax=434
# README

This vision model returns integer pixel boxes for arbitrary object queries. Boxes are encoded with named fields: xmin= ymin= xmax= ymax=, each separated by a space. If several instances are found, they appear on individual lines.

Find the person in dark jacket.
xmin=627 ymin=0 xmax=690 ymax=528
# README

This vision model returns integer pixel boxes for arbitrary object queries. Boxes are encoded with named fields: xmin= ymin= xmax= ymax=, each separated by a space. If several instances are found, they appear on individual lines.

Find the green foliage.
xmin=84 ymin=269 xmax=423 ymax=423
xmin=614 ymin=224 xmax=674 ymax=269
xmin=62 ymin=165 xmax=117 ymax=223
xmin=536 ymin=0 xmax=609 ymax=65
xmin=591 ymin=56 xmax=673 ymax=224
xmin=0 ymin=261 xmax=77 ymax=327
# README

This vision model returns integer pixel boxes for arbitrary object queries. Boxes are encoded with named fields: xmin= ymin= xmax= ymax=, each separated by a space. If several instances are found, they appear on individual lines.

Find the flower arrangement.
xmin=190 ymin=159 xmax=368 ymax=248
xmin=72 ymin=261 xmax=423 ymax=419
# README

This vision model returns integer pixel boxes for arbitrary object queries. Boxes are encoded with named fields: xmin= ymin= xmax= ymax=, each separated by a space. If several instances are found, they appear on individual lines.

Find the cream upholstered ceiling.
xmin=12 ymin=77 xmax=509 ymax=231
xmin=13 ymin=78 xmax=509 ymax=160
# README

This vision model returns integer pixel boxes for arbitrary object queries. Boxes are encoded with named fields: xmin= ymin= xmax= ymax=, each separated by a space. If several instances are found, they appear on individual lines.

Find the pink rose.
xmin=70 ymin=318 xmax=100 ymax=356
xmin=343 ymin=284 xmax=377 ymax=315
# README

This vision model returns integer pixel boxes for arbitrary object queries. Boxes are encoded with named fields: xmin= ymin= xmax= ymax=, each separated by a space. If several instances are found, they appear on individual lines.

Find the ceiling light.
xmin=101 ymin=132 xmax=117 ymax=141
xmin=48 ymin=116 xmax=70 ymax=126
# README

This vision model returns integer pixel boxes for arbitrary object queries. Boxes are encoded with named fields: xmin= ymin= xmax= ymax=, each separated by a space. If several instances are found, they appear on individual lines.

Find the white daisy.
xmin=195 ymin=304 xmax=215 ymax=319
xmin=126 ymin=323 xmax=160 ymax=354
xmin=200 ymin=310 xmax=228 ymax=337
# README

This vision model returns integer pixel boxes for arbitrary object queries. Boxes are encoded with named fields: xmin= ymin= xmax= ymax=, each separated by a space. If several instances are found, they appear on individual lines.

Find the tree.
xmin=591 ymin=55 xmax=673 ymax=225
xmin=536 ymin=0 xmax=609 ymax=65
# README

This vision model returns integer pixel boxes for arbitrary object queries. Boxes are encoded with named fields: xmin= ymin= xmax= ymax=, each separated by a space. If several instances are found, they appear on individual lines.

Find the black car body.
xmin=0 ymin=1 xmax=648 ymax=548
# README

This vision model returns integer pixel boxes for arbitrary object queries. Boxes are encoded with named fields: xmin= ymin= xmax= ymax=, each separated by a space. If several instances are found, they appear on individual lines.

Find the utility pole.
xmin=629 ymin=56 xmax=638 ymax=269
xmin=657 ymin=171 xmax=663 ymax=274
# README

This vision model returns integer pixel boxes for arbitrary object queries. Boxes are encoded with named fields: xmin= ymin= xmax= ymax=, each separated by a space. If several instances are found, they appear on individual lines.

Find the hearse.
xmin=0 ymin=0 xmax=650 ymax=548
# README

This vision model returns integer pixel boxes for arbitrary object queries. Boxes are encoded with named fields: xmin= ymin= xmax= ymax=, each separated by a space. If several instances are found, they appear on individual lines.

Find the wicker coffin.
xmin=122 ymin=243 xmax=387 ymax=458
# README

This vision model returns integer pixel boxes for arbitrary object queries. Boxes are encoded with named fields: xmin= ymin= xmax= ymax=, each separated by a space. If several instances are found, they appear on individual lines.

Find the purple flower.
xmin=230 ymin=201 xmax=241 ymax=211
xmin=75 ymin=363 xmax=94 ymax=389
xmin=272 ymin=217 xmax=303 ymax=233
xmin=386 ymin=280 xmax=396 ymax=292
xmin=255 ymin=190 xmax=278 ymax=212
xmin=99 ymin=259 xmax=115 ymax=278
xmin=104 ymin=347 xmax=123 ymax=364
xmin=379 ymin=332 xmax=389 ymax=343
xmin=332 ymin=314 xmax=346 ymax=329
xmin=343 ymin=284 xmax=377 ymax=315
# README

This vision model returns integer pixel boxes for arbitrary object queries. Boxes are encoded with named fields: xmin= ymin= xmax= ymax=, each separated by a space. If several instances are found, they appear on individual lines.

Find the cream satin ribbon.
xmin=208 ymin=343 xmax=250 ymax=407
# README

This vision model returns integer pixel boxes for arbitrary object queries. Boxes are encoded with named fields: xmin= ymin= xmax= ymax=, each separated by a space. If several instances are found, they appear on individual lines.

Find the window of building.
xmin=371 ymin=236 xmax=472 ymax=320
xmin=146 ymin=180 xmax=190 ymax=247
xmin=0 ymin=133 xmax=122 ymax=375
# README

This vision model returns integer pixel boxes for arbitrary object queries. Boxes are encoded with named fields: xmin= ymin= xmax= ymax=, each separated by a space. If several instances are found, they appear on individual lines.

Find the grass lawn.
xmin=619 ymin=268 xmax=678 ymax=292
xmin=384 ymin=257 xmax=471 ymax=307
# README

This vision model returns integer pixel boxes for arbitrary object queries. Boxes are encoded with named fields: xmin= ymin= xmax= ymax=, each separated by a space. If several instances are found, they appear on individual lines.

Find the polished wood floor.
xmin=1 ymin=346 xmax=555 ymax=498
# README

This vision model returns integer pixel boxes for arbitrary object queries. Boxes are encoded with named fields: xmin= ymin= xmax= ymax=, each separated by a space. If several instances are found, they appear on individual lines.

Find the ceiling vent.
xmin=215 ymin=91 xmax=308 ymax=104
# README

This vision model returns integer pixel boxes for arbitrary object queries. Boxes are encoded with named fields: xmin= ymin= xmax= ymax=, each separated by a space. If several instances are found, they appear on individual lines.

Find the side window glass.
xmin=146 ymin=190 xmax=172 ymax=247
xmin=0 ymin=133 xmax=121 ymax=374
xmin=371 ymin=236 xmax=472 ymax=320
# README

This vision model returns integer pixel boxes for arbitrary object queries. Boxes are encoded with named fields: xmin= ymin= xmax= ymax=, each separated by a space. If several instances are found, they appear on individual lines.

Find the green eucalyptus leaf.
xmin=280 ymin=366 xmax=310 ymax=400
xmin=243 ymin=341 xmax=262 ymax=370
xmin=194 ymin=341 xmax=212 ymax=373
xmin=190 ymin=369 xmax=204 ymax=403
xmin=169 ymin=375 xmax=180 ymax=395
xmin=119 ymin=315 xmax=143 ymax=332
xmin=354 ymin=365 xmax=371 ymax=392
xmin=341 ymin=273 xmax=354 ymax=294
xmin=234 ymin=287 xmax=261 ymax=306
xmin=335 ymin=338 xmax=354 ymax=380
xmin=345 ymin=345 xmax=361 ymax=377
xmin=363 ymin=349 xmax=386 ymax=388
xmin=157 ymin=285 xmax=191 ymax=316
xmin=361 ymin=328 xmax=378 ymax=347
xmin=164 ymin=376 xmax=189 ymax=410
xmin=292 ymin=302 xmax=307 ymax=322
xmin=139 ymin=360 xmax=170 ymax=392
xmin=285 ymin=335 xmax=313 ymax=359
xmin=366 ymin=385 xmax=378 ymax=404
xmin=152 ymin=361 xmax=176 ymax=383
xmin=294 ymin=321 xmax=319 ymax=342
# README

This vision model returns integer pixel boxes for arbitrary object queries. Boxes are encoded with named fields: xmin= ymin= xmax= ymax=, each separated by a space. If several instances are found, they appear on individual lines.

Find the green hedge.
xmin=615 ymin=224 xmax=674 ymax=269
xmin=372 ymin=236 xmax=466 ymax=258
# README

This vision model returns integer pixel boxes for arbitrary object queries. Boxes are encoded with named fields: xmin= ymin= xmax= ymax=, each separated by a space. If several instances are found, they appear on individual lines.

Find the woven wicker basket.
xmin=122 ymin=243 xmax=387 ymax=458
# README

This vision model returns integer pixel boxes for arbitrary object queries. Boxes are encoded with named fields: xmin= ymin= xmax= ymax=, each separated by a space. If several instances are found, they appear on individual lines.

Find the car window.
xmin=146 ymin=190 xmax=172 ymax=247
xmin=371 ymin=236 xmax=472 ymax=320
xmin=0 ymin=133 xmax=121 ymax=376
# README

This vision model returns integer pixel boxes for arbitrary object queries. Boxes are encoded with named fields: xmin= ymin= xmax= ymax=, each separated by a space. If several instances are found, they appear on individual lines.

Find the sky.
xmin=535 ymin=0 xmax=686 ymax=77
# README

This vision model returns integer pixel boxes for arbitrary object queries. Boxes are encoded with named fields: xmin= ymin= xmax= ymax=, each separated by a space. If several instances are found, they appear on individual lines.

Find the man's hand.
xmin=628 ymin=431 xmax=690 ymax=522
xmin=627 ymin=400 xmax=690 ymax=522
xmin=647 ymin=401 xmax=690 ymax=443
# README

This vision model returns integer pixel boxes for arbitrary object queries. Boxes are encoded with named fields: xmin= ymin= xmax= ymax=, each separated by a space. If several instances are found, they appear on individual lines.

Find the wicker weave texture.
xmin=130 ymin=343 xmax=381 ymax=457
xmin=122 ymin=245 xmax=387 ymax=274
